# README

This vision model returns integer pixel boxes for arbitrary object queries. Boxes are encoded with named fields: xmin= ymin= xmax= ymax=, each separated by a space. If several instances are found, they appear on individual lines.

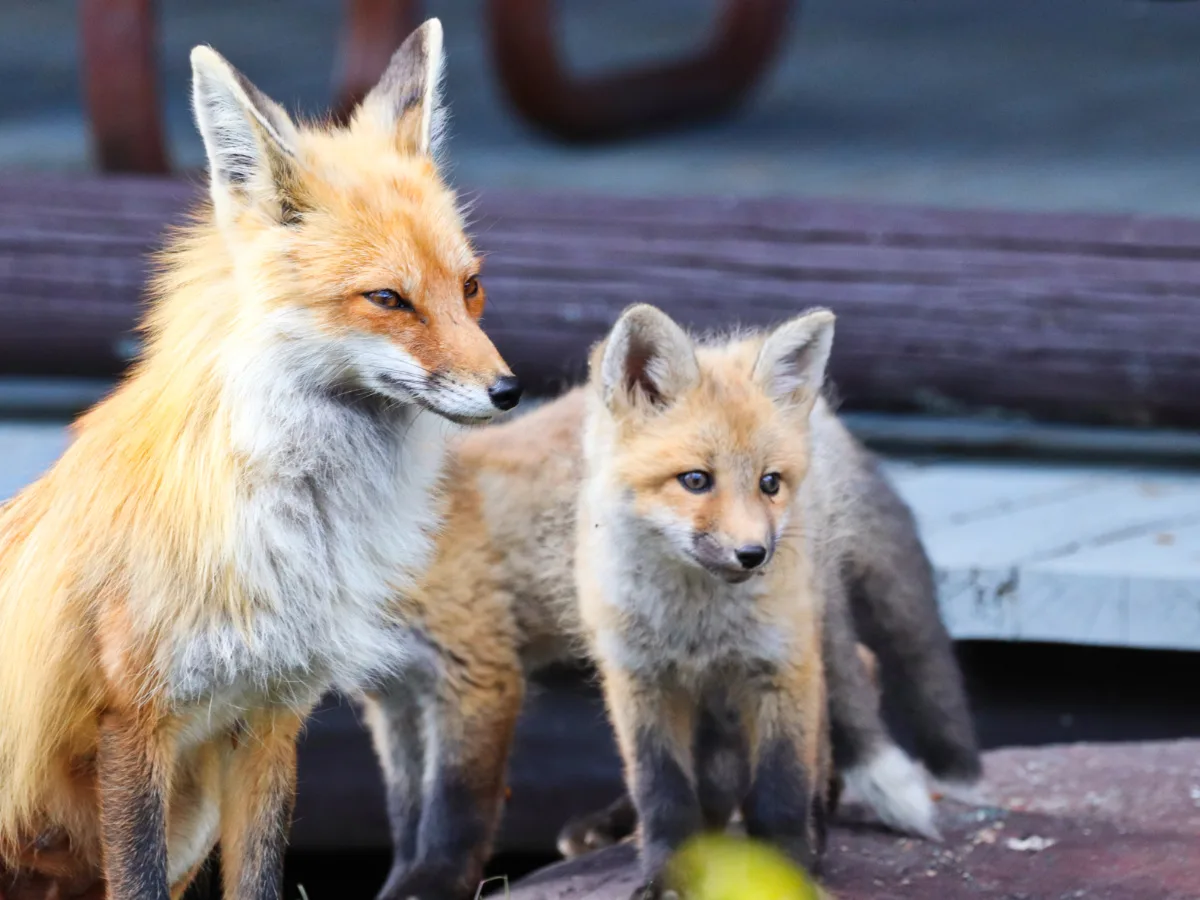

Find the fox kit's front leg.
xmin=694 ymin=693 xmax=751 ymax=831
xmin=742 ymin=658 xmax=829 ymax=875
xmin=97 ymin=709 xmax=174 ymax=900
xmin=601 ymin=667 xmax=701 ymax=900
xmin=220 ymin=709 xmax=306 ymax=900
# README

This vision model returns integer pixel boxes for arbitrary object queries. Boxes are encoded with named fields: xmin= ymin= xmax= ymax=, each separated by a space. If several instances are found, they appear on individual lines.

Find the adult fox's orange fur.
xmin=0 ymin=19 xmax=518 ymax=900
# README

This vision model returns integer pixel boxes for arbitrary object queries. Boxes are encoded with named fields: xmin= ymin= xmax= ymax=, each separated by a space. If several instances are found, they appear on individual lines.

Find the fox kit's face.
xmin=191 ymin=21 xmax=520 ymax=423
xmin=614 ymin=383 xmax=806 ymax=583
xmin=593 ymin=306 xmax=835 ymax=584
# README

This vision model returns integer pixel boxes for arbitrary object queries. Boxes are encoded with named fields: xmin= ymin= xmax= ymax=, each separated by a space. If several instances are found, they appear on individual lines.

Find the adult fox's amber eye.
xmin=365 ymin=289 xmax=413 ymax=311
xmin=760 ymin=473 xmax=782 ymax=496
xmin=463 ymin=276 xmax=481 ymax=300
xmin=678 ymin=471 xmax=713 ymax=494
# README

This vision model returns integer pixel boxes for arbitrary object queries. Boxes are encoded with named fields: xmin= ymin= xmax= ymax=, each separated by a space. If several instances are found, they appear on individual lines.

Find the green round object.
xmin=665 ymin=834 xmax=821 ymax=900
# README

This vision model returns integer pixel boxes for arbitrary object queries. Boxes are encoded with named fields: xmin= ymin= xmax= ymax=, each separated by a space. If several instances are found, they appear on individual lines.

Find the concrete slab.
xmin=0 ymin=421 xmax=68 ymax=502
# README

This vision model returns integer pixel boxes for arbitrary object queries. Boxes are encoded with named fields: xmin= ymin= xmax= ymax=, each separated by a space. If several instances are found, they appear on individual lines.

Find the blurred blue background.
xmin=3 ymin=0 xmax=1200 ymax=213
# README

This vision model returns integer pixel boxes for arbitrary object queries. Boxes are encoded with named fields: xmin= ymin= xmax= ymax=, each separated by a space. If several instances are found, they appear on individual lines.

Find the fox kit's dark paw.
xmin=558 ymin=799 xmax=637 ymax=858
xmin=557 ymin=816 xmax=614 ymax=858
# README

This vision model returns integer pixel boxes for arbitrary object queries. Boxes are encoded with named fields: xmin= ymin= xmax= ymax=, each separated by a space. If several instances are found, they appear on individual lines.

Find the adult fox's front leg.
xmin=96 ymin=709 xmax=174 ymax=900
xmin=220 ymin=709 xmax=306 ymax=900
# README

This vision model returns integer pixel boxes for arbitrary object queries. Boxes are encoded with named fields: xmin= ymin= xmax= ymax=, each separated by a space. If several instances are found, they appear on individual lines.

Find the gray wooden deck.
xmin=3 ymin=420 xmax=1199 ymax=651
xmin=883 ymin=458 xmax=1200 ymax=651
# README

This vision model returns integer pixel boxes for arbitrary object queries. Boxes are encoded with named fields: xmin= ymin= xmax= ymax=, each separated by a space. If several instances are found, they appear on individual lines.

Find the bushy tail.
xmin=822 ymin=564 xmax=940 ymax=839
xmin=848 ymin=459 xmax=982 ymax=787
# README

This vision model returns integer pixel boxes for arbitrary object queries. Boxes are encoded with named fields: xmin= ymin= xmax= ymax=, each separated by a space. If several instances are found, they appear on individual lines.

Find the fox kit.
xmin=0 ymin=19 xmax=518 ymax=900
xmin=364 ymin=312 xmax=980 ymax=899
xmin=576 ymin=305 xmax=837 ymax=896
xmin=559 ymin=391 xmax=982 ymax=853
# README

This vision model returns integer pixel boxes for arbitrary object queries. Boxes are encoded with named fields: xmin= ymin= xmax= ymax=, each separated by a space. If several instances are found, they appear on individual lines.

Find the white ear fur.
xmin=352 ymin=18 xmax=446 ymax=158
xmin=190 ymin=45 xmax=302 ymax=223
xmin=599 ymin=304 xmax=700 ymax=410
xmin=753 ymin=309 xmax=836 ymax=407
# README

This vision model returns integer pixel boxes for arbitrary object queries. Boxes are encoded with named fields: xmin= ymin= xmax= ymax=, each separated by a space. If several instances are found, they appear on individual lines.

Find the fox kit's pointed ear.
xmin=353 ymin=18 xmax=446 ymax=158
xmin=596 ymin=304 xmax=700 ymax=411
xmin=191 ymin=46 xmax=304 ymax=226
xmin=754 ymin=308 xmax=836 ymax=410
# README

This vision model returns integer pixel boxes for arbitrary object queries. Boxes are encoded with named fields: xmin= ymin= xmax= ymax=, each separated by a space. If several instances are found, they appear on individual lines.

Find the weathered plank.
xmin=6 ymin=175 xmax=1200 ymax=426
xmin=882 ymin=458 xmax=1200 ymax=650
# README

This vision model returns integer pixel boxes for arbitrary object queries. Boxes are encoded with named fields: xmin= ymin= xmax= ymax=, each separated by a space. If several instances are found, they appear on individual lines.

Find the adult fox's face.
xmin=592 ymin=305 xmax=835 ymax=584
xmin=190 ymin=20 xmax=520 ymax=424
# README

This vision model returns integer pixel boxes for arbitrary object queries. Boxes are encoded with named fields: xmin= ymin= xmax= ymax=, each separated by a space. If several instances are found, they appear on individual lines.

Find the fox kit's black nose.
xmin=488 ymin=375 xmax=523 ymax=411
xmin=735 ymin=545 xmax=768 ymax=570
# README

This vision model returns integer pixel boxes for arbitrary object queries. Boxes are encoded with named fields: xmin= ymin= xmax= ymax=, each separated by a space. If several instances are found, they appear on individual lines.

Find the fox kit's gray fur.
xmin=822 ymin=427 xmax=982 ymax=812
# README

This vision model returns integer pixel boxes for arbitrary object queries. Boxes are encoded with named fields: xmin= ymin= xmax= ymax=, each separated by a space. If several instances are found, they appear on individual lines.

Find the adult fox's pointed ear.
xmin=190 ymin=45 xmax=306 ymax=226
xmin=594 ymin=304 xmax=700 ymax=412
xmin=352 ymin=18 xmax=446 ymax=158
xmin=754 ymin=308 xmax=835 ymax=414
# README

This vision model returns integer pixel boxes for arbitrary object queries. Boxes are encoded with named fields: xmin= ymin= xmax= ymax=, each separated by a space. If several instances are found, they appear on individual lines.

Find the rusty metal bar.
xmin=486 ymin=0 xmax=795 ymax=142
xmin=334 ymin=0 xmax=424 ymax=122
xmin=79 ymin=0 xmax=169 ymax=173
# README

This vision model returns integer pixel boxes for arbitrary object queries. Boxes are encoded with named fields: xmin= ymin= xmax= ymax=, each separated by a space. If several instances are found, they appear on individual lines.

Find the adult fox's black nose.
xmin=488 ymin=375 xmax=523 ymax=411
xmin=735 ymin=544 xmax=768 ymax=570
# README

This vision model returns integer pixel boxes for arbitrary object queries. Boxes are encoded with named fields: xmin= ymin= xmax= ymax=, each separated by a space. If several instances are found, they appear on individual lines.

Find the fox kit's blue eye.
xmin=678 ymin=471 xmax=713 ymax=493
xmin=365 ymin=289 xmax=413 ymax=311
xmin=760 ymin=473 xmax=782 ymax=496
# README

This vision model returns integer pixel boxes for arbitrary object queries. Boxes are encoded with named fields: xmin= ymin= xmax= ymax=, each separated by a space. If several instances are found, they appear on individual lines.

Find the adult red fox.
xmin=0 ymin=19 xmax=519 ymax=900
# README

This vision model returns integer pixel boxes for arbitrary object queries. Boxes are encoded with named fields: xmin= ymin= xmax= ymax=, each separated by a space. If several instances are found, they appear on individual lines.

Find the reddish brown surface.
xmin=486 ymin=0 xmax=793 ymax=141
xmin=506 ymin=741 xmax=1200 ymax=900
xmin=79 ymin=0 xmax=169 ymax=173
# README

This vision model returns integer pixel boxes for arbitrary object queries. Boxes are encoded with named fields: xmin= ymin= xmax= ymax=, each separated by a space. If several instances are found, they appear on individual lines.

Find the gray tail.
xmin=849 ymin=460 xmax=982 ymax=785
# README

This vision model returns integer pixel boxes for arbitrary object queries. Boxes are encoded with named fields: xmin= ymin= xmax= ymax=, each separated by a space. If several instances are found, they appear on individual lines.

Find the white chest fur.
xmin=588 ymin=515 xmax=791 ymax=682
xmin=166 ymin=386 xmax=450 ymax=710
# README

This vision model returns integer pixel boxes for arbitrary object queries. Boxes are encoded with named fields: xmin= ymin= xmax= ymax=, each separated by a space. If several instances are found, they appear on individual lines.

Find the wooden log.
xmin=5 ymin=174 xmax=1200 ymax=428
